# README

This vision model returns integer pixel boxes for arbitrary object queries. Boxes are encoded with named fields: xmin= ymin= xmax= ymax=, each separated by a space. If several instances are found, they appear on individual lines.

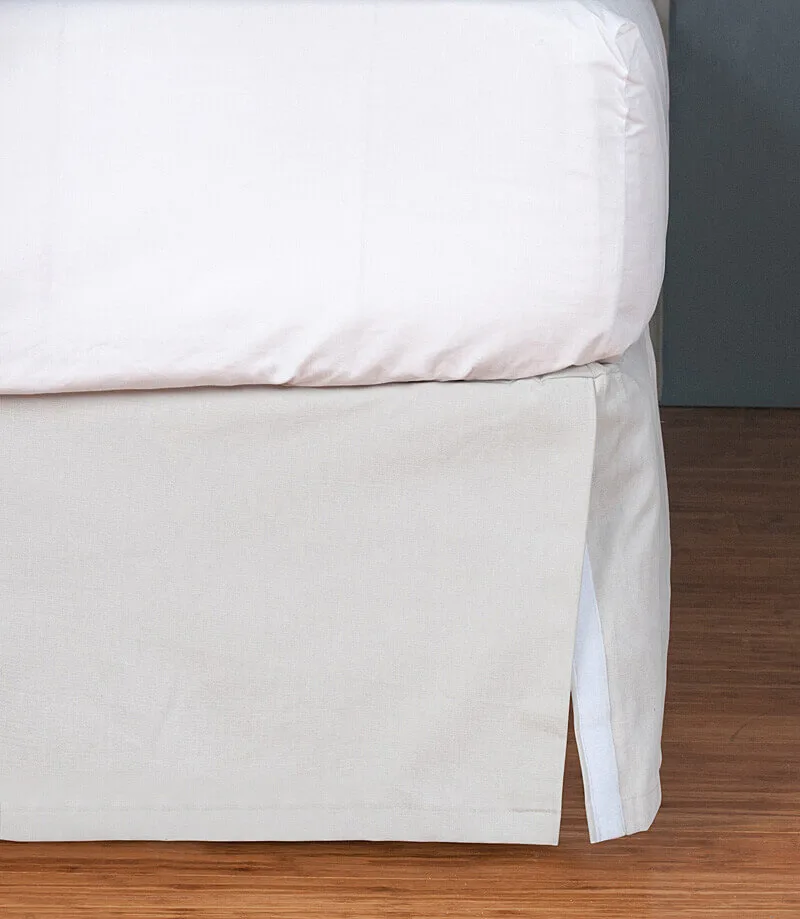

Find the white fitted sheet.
xmin=0 ymin=0 xmax=668 ymax=394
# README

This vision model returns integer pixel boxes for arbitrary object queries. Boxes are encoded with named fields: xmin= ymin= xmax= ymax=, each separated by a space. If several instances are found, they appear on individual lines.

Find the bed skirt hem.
xmin=0 ymin=805 xmax=561 ymax=846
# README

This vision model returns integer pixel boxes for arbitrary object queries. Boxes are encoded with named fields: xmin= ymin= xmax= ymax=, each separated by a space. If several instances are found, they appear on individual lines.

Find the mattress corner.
xmin=580 ymin=0 xmax=668 ymax=84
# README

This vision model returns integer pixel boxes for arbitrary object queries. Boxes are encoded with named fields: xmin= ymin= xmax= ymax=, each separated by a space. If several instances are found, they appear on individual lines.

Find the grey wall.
xmin=653 ymin=0 xmax=669 ymax=36
xmin=662 ymin=0 xmax=800 ymax=407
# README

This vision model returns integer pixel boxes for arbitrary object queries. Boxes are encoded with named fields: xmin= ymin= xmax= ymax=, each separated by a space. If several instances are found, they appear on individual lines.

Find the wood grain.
xmin=1 ymin=408 xmax=798 ymax=917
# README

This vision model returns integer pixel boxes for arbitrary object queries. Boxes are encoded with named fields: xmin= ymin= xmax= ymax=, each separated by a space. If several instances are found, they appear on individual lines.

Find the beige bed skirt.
xmin=0 ymin=336 xmax=669 ymax=845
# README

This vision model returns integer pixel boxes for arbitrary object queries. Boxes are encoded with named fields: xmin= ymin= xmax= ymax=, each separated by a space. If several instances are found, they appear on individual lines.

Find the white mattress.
xmin=0 ymin=0 xmax=668 ymax=393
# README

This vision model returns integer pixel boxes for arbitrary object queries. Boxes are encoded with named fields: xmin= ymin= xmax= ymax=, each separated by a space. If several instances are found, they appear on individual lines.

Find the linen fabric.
xmin=0 ymin=334 xmax=669 ymax=844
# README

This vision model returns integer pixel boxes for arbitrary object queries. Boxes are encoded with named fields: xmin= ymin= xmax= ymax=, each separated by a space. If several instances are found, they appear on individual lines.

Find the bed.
xmin=0 ymin=0 xmax=670 ymax=844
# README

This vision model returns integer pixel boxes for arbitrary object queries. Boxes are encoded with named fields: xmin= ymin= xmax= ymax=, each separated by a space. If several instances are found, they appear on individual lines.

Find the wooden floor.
xmin=2 ymin=408 xmax=798 ymax=917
